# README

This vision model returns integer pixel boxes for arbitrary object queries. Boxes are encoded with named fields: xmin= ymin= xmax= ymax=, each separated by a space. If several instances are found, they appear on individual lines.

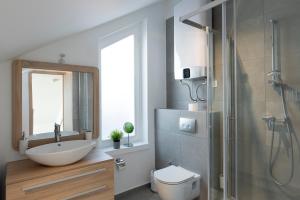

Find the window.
xmin=99 ymin=25 xmax=143 ymax=143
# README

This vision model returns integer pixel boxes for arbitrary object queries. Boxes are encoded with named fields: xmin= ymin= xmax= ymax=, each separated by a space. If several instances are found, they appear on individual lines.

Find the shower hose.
xmin=269 ymin=84 xmax=294 ymax=186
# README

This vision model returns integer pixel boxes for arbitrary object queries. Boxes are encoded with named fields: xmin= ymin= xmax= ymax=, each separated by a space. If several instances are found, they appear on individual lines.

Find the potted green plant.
xmin=110 ymin=129 xmax=123 ymax=149
xmin=123 ymin=122 xmax=134 ymax=147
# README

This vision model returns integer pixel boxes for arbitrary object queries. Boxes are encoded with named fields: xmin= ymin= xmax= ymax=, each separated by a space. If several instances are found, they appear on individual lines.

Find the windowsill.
xmin=100 ymin=141 xmax=150 ymax=157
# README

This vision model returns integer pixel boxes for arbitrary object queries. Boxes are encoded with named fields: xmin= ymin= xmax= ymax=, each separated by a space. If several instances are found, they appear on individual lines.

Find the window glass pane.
xmin=100 ymin=35 xmax=135 ymax=140
xmin=31 ymin=73 xmax=64 ymax=133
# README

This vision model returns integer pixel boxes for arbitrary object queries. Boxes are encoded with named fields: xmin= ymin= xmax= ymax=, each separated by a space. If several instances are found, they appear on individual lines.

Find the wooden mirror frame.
xmin=12 ymin=60 xmax=99 ymax=150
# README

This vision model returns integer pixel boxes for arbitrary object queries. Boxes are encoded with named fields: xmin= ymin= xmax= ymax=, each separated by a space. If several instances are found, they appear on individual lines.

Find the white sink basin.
xmin=25 ymin=140 xmax=96 ymax=166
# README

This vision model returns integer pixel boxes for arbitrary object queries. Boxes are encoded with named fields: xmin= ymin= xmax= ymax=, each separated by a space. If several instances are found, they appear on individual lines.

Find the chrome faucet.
xmin=54 ymin=123 xmax=61 ymax=142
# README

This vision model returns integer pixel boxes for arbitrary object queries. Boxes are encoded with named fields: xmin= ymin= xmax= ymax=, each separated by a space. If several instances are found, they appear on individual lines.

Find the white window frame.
xmin=98 ymin=22 xmax=145 ymax=147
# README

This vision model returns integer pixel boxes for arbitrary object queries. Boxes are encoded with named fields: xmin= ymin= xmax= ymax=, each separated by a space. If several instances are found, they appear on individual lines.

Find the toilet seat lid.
xmin=154 ymin=165 xmax=196 ymax=184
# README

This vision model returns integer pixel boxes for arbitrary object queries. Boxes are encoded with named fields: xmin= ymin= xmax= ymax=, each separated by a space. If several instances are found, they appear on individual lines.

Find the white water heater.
xmin=174 ymin=0 xmax=211 ymax=80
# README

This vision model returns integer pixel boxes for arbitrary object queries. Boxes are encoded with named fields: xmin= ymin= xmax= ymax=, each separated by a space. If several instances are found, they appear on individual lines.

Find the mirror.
xmin=12 ymin=60 xmax=99 ymax=150
xmin=22 ymin=69 xmax=93 ymax=140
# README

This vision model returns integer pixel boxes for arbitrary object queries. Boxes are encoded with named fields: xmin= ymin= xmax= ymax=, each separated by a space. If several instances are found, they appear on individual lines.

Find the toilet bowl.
xmin=154 ymin=165 xmax=201 ymax=200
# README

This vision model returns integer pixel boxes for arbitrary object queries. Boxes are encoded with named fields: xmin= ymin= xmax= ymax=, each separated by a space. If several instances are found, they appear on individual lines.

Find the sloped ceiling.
xmin=0 ymin=0 xmax=162 ymax=61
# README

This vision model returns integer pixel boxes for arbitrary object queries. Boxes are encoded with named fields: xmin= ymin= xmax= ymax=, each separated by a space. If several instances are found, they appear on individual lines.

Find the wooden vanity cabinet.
xmin=5 ymin=150 xmax=114 ymax=200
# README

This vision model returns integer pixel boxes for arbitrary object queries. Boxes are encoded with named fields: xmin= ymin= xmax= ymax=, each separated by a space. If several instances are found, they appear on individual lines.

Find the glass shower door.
xmin=235 ymin=0 xmax=300 ymax=199
xmin=208 ymin=0 xmax=236 ymax=200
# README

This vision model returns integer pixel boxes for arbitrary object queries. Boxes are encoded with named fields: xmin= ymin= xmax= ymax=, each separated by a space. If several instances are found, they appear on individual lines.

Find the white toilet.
xmin=154 ymin=165 xmax=201 ymax=200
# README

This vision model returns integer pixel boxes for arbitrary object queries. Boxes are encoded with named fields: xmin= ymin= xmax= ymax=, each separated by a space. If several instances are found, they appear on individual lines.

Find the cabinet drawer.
xmin=6 ymin=161 xmax=114 ymax=200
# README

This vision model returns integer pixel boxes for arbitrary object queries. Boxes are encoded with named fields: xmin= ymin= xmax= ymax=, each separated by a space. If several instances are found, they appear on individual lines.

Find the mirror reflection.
xmin=22 ymin=68 xmax=93 ymax=140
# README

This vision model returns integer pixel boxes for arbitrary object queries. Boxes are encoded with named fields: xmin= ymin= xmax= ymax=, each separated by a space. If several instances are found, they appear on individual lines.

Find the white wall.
xmin=0 ymin=61 xmax=24 ymax=198
xmin=0 ymin=2 xmax=166 ymax=197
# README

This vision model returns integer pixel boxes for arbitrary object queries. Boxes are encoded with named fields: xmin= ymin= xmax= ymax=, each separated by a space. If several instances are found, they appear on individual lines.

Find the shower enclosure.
xmin=234 ymin=0 xmax=300 ymax=199
xmin=179 ymin=0 xmax=300 ymax=199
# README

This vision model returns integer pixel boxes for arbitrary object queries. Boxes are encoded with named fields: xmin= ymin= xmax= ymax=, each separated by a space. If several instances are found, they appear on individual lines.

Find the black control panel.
xmin=183 ymin=68 xmax=190 ymax=79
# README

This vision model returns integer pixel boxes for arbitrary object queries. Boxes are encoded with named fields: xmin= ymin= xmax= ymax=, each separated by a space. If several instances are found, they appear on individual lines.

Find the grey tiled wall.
xmin=155 ymin=109 xmax=220 ymax=200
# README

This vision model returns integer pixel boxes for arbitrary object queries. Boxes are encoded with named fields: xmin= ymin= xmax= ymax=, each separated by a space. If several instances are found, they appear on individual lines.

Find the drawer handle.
xmin=23 ymin=168 xmax=106 ymax=192
xmin=63 ymin=185 xmax=107 ymax=200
